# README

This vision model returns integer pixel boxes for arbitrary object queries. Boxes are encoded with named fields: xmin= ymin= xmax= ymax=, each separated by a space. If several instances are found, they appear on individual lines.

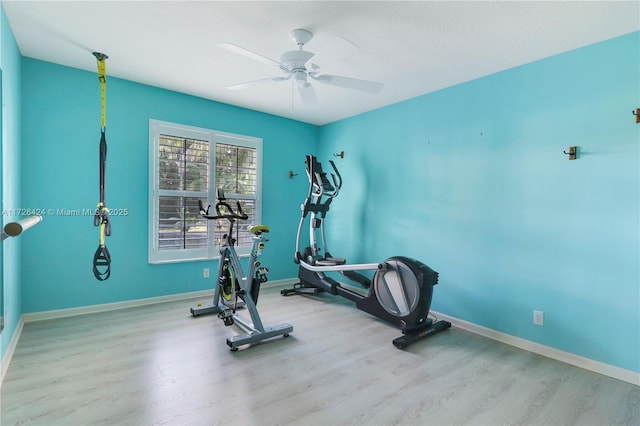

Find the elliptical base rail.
xmin=392 ymin=319 xmax=452 ymax=350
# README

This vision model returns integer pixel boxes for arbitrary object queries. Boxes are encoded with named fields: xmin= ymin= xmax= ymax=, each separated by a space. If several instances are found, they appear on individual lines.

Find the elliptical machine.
xmin=191 ymin=190 xmax=293 ymax=351
xmin=281 ymin=155 xmax=450 ymax=349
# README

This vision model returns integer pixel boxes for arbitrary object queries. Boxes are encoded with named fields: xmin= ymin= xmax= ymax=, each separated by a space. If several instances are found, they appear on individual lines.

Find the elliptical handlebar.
xmin=326 ymin=160 xmax=342 ymax=198
xmin=305 ymin=155 xmax=342 ymax=199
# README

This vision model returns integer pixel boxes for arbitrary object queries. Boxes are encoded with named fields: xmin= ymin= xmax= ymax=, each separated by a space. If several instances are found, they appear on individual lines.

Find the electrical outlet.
xmin=203 ymin=268 xmax=210 ymax=278
xmin=533 ymin=310 xmax=544 ymax=326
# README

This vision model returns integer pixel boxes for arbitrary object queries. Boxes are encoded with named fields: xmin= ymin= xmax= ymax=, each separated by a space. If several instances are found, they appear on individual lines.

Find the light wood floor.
xmin=1 ymin=283 xmax=638 ymax=426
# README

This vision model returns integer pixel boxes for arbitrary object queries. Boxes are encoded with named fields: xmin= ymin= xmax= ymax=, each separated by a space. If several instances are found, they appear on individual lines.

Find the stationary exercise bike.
xmin=191 ymin=190 xmax=293 ymax=351
xmin=281 ymin=155 xmax=450 ymax=349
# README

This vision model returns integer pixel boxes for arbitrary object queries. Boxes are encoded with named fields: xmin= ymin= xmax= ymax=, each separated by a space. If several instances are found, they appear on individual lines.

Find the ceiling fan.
xmin=218 ymin=29 xmax=384 ymax=106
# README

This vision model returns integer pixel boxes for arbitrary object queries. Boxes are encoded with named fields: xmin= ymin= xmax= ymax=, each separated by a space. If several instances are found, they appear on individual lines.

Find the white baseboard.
xmin=1 ymin=314 xmax=25 ymax=388
xmin=432 ymin=311 xmax=640 ymax=386
xmin=23 ymin=278 xmax=298 ymax=323
xmin=23 ymin=289 xmax=214 ymax=322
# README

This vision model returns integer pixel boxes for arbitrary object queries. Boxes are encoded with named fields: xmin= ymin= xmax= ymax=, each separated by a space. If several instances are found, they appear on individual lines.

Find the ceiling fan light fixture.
xmin=293 ymin=70 xmax=308 ymax=84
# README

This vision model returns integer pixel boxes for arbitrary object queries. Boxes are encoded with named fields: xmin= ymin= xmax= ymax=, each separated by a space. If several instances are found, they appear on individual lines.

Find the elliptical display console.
xmin=281 ymin=155 xmax=451 ymax=349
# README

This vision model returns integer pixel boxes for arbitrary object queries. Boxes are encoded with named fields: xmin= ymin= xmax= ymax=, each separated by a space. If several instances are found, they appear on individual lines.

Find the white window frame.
xmin=148 ymin=119 xmax=262 ymax=264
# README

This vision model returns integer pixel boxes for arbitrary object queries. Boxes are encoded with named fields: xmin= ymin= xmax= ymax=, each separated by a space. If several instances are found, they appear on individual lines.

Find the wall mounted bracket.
xmin=563 ymin=146 xmax=577 ymax=160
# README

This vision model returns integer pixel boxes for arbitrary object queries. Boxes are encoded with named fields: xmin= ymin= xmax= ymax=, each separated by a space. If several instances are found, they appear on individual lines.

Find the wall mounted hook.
xmin=633 ymin=108 xmax=640 ymax=123
xmin=563 ymin=146 xmax=577 ymax=160
xmin=333 ymin=150 xmax=345 ymax=159
xmin=288 ymin=170 xmax=298 ymax=179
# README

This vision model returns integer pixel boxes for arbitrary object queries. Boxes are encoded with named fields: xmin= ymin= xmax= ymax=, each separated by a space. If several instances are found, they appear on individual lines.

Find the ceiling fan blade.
xmin=218 ymin=42 xmax=281 ymax=68
xmin=305 ymin=37 xmax=359 ymax=68
xmin=297 ymin=82 xmax=319 ymax=106
xmin=227 ymin=75 xmax=291 ymax=90
xmin=311 ymin=74 xmax=383 ymax=94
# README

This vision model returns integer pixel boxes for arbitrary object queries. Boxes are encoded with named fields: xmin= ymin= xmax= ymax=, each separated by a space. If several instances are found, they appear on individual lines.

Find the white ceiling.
xmin=3 ymin=1 xmax=639 ymax=126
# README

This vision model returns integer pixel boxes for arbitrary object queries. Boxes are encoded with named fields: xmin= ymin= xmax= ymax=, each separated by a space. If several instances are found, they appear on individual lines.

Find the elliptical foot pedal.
xmin=316 ymin=257 xmax=346 ymax=266
xmin=281 ymin=282 xmax=321 ymax=296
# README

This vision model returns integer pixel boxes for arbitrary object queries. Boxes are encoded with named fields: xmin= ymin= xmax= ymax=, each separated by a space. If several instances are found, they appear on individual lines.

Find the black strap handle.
xmin=93 ymin=244 xmax=111 ymax=281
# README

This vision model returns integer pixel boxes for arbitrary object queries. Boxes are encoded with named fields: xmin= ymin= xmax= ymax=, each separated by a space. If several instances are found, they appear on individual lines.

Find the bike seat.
xmin=249 ymin=225 xmax=270 ymax=235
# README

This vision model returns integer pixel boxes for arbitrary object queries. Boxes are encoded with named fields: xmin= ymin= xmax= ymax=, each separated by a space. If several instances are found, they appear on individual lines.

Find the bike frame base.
xmin=227 ymin=317 xmax=293 ymax=350
xmin=190 ymin=301 xmax=245 ymax=316
xmin=190 ymin=303 xmax=292 ymax=350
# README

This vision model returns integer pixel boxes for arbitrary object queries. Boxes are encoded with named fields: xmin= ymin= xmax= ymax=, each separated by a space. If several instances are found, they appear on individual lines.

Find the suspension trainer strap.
xmin=92 ymin=51 xmax=111 ymax=281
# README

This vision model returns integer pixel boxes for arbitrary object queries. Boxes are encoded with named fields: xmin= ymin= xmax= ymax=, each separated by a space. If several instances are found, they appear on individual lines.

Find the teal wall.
xmin=1 ymin=12 xmax=637 ymax=376
xmin=19 ymin=58 xmax=318 ymax=313
xmin=0 ymin=6 xmax=23 ymax=365
xmin=318 ymin=32 xmax=640 ymax=373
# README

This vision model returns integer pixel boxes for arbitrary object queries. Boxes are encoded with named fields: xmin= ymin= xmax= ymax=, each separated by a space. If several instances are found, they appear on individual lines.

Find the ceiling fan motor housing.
xmin=280 ymin=50 xmax=314 ymax=73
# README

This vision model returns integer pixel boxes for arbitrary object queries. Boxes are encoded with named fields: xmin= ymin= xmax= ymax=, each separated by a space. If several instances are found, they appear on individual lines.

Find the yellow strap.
xmin=97 ymin=60 xmax=106 ymax=129
xmin=93 ymin=52 xmax=108 ymax=129
xmin=97 ymin=202 xmax=109 ymax=245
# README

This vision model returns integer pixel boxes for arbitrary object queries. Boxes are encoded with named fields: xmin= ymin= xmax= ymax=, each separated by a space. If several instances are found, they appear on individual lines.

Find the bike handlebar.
xmin=199 ymin=198 xmax=248 ymax=221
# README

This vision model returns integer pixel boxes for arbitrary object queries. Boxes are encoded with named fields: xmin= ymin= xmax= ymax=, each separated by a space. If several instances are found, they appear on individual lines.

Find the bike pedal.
xmin=217 ymin=310 xmax=235 ymax=326
xmin=256 ymin=267 xmax=269 ymax=283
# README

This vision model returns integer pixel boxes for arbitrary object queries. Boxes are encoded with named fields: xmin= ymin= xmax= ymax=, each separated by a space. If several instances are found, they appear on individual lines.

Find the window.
xmin=149 ymin=120 xmax=262 ymax=263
